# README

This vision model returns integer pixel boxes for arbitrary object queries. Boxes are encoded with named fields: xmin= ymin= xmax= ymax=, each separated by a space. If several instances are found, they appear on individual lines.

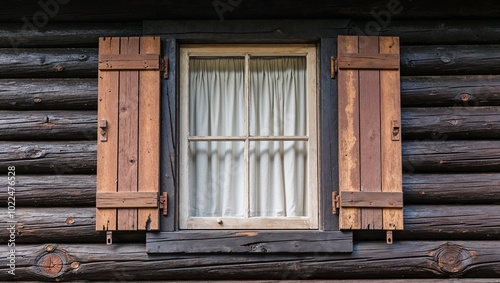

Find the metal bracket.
xmin=330 ymin=56 xmax=338 ymax=79
xmin=392 ymin=119 xmax=400 ymax=141
xmin=106 ymin=231 xmax=112 ymax=245
xmin=386 ymin=231 xmax=393 ymax=244
xmin=332 ymin=192 xmax=340 ymax=215
xmin=99 ymin=119 xmax=108 ymax=142
xmin=161 ymin=56 xmax=169 ymax=80
xmin=160 ymin=192 xmax=168 ymax=216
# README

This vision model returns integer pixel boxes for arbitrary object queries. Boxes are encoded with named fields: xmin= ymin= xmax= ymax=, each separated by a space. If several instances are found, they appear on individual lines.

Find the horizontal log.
xmin=0 ymin=22 xmax=141 ymax=48
xmin=403 ymin=140 xmax=500 ymax=173
xmin=400 ymin=45 xmax=500 ymax=76
xmin=0 ymin=111 xmax=96 ymax=140
xmin=0 ymin=79 xmax=97 ymax=110
xmin=403 ymin=173 xmax=500 ymax=204
xmin=402 ymin=107 xmax=500 ymax=139
xmin=0 ymin=48 xmax=97 ymax=78
xmin=2 ymin=205 xmax=498 ymax=244
xmin=0 ymin=141 xmax=96 ymax=174
xmin=1 ymin=241 xmax=499 ymax=280
xmin=3 ymin=172 xmax=498 ymax=208
xmin=0 ymin=175 xmax=95 ymax=207
xmin=401 ymin=75 xmax=500 ymax=107
xmin=350 ymin=20 xmax=500 ymax=45
xmin=2 ymin=140 xmax=498 ymax=174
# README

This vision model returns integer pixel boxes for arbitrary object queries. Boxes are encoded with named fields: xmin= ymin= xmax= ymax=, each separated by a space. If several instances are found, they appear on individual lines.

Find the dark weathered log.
xmin=0 ymin=48 xmax=97 ymax=78
xmin=2 ymin=141 xmax=498 ymax=174
xmin=402 ymin=107 xmax=500 ymax=139
xmin=350 ymin=20 xmax=500 ymax=44
xmin=401 ymin=75 xmax=500 ymax=107
xmin=403 ymin=140 xmax=500 ymax=173
xmin=0 ymin=141 xmax=96 ymax=174
xmin=0 ymin=111 xmax=96 ymax=140
xmin=0 ymin=208 xmax=143 ymax=244
xmin=2 ymin=205 xmax=498 ymax=244
xmin=403 ymin=173 xmax=500 ymax=204
xmin=400 ymin=45 xmax=500 ymax=76
xmin=0 ymin=175 xmax=96 ymax=207
xmin=0 ymin=79 xmax=97 ymax=110
xmin=2 ymin=241 xmax=499 ymax=280
xmin=0 ymin=22 xmax=141 ymax=48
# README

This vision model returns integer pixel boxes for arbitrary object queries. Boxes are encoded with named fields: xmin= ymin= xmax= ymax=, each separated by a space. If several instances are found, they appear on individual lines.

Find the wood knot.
xmin=33 ymin=97 xmax=42 ymax=104
xmin=38 ymin=253 xmax=63 ymax=276
xmin=65 ymin=217 xmax=74 ymax=224
xmin=460 ymin=93 xmax=470 ymax=102
xmin=55 ymin=65 xmax=64 ymax=72
xmin=433 ymin=243 xmax=475 ymax=276
xmin=19 ymin=146 xmax=46 ymax=159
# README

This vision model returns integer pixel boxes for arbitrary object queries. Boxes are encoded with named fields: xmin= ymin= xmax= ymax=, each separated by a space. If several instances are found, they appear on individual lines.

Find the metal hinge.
xmin=332 ymin=191 xmax=341 ymax=215
xmin=161 ymin=56 xmax=169 ymax=79
xmin=330 ymin=56 xmax=338 ymax=79
xmin=160 ymin=192 xmax=168 ymax=216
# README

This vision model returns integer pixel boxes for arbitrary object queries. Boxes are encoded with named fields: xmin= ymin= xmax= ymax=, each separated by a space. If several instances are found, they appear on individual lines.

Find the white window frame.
xmin=179 ymin=44 xmax=318 ymax=230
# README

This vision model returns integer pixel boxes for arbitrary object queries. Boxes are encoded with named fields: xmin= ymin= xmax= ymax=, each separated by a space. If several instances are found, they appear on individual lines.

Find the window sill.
xmin=146 ymin=230 xmax=352 ymax=253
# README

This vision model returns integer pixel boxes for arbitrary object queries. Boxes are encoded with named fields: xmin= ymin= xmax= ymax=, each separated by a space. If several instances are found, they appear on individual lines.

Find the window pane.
xmin=189 ymin=58 xmax=245 ymax=136
xmin=249 ymin=141 xmax=308 ymax=217
xmin=249 ymin=57 xmax=307 ymax=137
xmin=189 ymin=141 xmax=245 ymax=217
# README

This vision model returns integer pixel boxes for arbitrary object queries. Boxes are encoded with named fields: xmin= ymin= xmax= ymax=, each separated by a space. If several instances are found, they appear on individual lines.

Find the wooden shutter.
xmin=96 ymin=37 xmax=161 ymax=231
xmin=337 ymin=36 xmax=403 ymax=234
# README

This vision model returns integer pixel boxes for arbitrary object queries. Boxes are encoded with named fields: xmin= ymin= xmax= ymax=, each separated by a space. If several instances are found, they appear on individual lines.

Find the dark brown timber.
xmin=0 ymin=79 xmax=97 ymax=110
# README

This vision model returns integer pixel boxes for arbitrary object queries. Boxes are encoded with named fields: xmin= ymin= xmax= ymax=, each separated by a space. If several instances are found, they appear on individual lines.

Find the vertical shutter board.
xmin=380 ymin=37 xmax=403 ymax=230
xmin=358 ymin=36 xmax=383 ymax=230
xmin=97 ymin=37 xmax=120 ymax=231
xmin=338 ymin=36 xmax=361 ymax=230
xmin=117 ymin=37 xmax=140 ymax=230
xmin=138 ymin=37 xmax=161 ymax=230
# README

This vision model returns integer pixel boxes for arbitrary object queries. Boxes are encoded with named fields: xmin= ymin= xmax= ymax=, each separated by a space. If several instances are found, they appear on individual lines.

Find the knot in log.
xmin=432 ymin=243 xmax=475 ymax=276
xmin=17 ymin=146 xmax=46 ymax=159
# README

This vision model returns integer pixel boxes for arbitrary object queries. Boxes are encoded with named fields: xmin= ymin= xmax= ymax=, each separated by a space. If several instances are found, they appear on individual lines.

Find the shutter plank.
xmin=138 ymin=37 xmax=161 ymax=230
xmin=380 ymin=37 xmax=403 ymax=230
xmin=338 ymin=36 xmax=361 ymax=229
xmin=96 ymin=37 xmax=120 ymax=231
xmin=359 ymin=36 xmax=383 ymax=230
xmin=117 ymin=37 xmax=140 ymax=230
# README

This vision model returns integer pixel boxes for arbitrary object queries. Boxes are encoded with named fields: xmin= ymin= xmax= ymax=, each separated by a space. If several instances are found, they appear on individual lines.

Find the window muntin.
xmin=179 ymin=45 xmax=318 ymax=229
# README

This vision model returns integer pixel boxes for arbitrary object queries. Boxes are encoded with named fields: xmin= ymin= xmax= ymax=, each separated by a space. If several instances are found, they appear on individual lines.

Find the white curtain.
xmin=188 ymin=57 xmax=307 ymax=218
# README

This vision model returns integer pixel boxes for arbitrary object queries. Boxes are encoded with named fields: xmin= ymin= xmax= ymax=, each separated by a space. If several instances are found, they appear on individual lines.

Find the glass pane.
xmin=249 ymin=57 xmax=307 ymax=137
xmin=189 ymin=141 xmax=245 ymax=217
xmin=249 ymin=141 xmax=308 ymax=217
xmin=189 ymin=58 xmax=245 ymax=136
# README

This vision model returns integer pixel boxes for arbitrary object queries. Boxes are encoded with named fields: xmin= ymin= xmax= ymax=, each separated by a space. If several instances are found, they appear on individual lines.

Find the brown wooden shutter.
xmin=337 ymin=36 xmax=403 ymax=235
xmin=96 ymin=37 xmax=161 ymax=232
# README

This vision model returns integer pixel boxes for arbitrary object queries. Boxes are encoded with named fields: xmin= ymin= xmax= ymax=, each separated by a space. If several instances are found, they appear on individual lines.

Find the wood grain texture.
xmin=0 ymin=110 xmax=96 ymax=141
xmin=380 ymin=36 xmax=403 ymax=230
xmin=3 ymin=241 xmax=500 ymax=280
xmin=96 ymin=37 xmax=119 ymax=231
xmin=358 ymin=36 xmax=382 ymax=230
xmin=337 ymin=35 xmax=361 ymax=229
xmin=0 ymin=48 xmax=97 ymax=78
xmin=401 ymin=75 xmax=500 ymax=107
xmin=0 ymin=79 xmax=97 ymax=110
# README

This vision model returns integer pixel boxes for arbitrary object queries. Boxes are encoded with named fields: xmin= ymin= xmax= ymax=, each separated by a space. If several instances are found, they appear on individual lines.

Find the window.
xmin=179 ymin=45 xmax=318 ymax=229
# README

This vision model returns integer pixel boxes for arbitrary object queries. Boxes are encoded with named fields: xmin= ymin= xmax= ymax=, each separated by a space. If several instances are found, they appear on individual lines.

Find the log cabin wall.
xmin=0 ymin=18 xmax=500 ymax=281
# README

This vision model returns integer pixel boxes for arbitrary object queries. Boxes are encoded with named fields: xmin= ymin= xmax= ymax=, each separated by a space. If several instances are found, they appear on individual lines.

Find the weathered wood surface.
xmin=401 ymin=75 xmax=500 ymax=107
xmin=0 ymin=79 xmax=97 ymax=110
xmin=2 ymin=141 xmax=498 ymax=174
xmin=349 ymin=20 xmax=500 ymax=44
xmin=0 ymin=48 xmax=97 ymax=78
xmin=0 ymin=111 xmax=96 ymax=140
xmin=400 ymin=45 xmax=500 ymax=76
xmin=0 ymin=175 xmax=95 ymax=207
xmin=13 ymin=281 xmax=498 ymax=283
xmin=1 ymin=241 xmax=499 ymax=280
xmin=401 ymin=107 xmax=500 ymax=139
xmin=403 ymin=173 xmax=500 ymax=204
xmin=0 ymin=141 xmax=96 ymax=174
xmin=3 ymin=173 xmax=498 ymax=208
xmin=0 ymin=23 xmax=141 ymax=48
xmin=1 ymin=205 xmax=498 ymax=244
xmin=403 ymin=140 xmax=500 ymax=173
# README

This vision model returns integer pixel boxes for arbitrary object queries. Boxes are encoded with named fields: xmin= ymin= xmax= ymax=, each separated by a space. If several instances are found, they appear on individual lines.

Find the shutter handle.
xmin=99 ymin=119 xmax=108 ymax=142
